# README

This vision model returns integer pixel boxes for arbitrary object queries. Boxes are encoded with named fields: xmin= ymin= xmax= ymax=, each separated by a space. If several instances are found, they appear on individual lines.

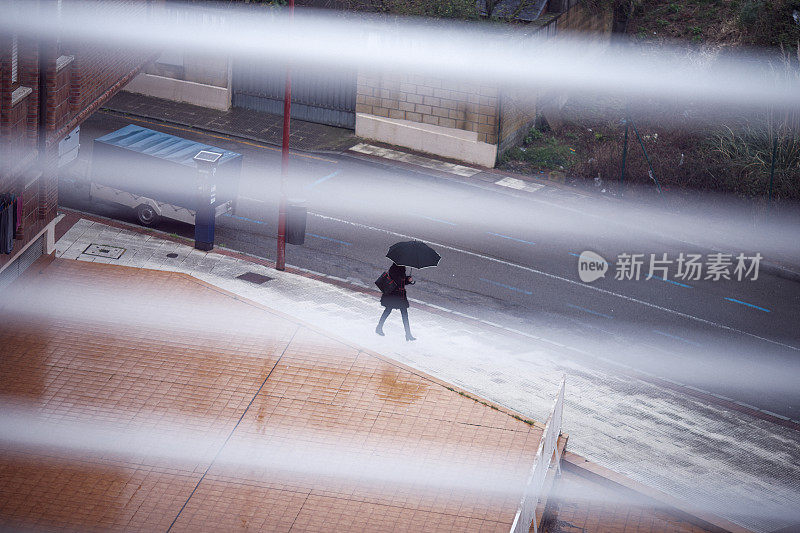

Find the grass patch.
xmin=503 ymin=128 xmax=577 ymax=170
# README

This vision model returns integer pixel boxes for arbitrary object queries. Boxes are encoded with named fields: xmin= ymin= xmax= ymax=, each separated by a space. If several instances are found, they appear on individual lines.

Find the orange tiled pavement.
xmin=0 ymin=259 xmax=544 ymax=532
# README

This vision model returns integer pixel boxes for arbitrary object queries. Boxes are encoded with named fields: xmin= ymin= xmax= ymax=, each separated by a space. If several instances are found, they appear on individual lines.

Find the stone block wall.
xmin=356 ymin=73 xmax=500 ymax=145
xmin=498 ymin=86 xmax=539 ymax=155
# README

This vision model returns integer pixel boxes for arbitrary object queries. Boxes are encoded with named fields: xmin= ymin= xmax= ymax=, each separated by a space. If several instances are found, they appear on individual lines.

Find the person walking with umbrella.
xmin=375 ymin=240 xmax=440 ymax=341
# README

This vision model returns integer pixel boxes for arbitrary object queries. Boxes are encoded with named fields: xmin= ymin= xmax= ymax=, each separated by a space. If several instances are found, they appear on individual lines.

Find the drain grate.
xmin=83 ymin=244 xmax=126 ymax=259
xmin=236 ymin=271 xmax=274 ymax=285
xmin=166 ymin=253 xmax=179 ymax=258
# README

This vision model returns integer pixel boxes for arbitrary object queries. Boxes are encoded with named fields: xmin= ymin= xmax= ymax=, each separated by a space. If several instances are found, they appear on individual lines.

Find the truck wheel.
xmin=135 ymin=204 xmax=159 ymax=226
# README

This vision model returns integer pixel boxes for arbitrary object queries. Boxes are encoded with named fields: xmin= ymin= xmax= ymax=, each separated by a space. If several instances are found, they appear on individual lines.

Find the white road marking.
xmin=350 ymin=143 xmax=481 ymax=177
xmin=309 ymin=211 xmax=799 ymax=352
xmin=495 ymin=176 xmax=544 ymax=193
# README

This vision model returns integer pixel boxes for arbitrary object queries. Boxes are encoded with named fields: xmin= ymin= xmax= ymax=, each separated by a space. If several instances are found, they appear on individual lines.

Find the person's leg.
xmin=400 ymin=308 xmax=415 ymax=341
xmin=376 ymin=308 xmax=392 ymax=335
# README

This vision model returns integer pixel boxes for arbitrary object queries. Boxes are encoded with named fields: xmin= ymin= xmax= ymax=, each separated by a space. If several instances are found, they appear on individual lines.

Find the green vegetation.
xmin=626 ymin=0 xmax=800 ymax=49
xmin=707 ymin=119 xmax=800 ymax=198
xmin=500 ymin=0 xmax=799 ymax=202
xmin=337 ymin=0 xmax=479 ymax=19
xmin=502 ymin=128 xmax=577 ymax=170
xmin=524 ymin=127 xmax=544 ymax=144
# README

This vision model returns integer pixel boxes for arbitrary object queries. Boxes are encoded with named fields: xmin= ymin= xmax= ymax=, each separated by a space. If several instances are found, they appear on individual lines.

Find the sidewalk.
xmin=50 ymin=212 xmax=800 ymax=533
xmin=1 ymin=254 xmax=549 ymax=531
xmin=104 ymin=92 xmax=359 ymax=152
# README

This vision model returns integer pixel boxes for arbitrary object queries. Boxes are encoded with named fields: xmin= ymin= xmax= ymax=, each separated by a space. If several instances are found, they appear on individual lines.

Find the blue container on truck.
xmin=89 ymin=124 xmax=243 ymax=226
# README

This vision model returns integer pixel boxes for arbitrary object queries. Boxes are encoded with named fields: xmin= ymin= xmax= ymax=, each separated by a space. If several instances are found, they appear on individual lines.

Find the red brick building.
xmin=0 ymin=0 xmax=157 ymax=285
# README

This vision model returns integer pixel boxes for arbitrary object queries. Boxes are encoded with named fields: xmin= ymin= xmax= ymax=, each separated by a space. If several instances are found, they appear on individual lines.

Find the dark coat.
xmin=380 ymin=264 xmax=411 ymax=309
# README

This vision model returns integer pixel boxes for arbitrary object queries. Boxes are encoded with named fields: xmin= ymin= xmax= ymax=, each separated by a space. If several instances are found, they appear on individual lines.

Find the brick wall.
xmin=552 ymin=0 xmax=614 ymax=40
xmin=356 ymin=73 xmax=500 ymax=145
xmin=1 ymin=0 xmax=155 ymax=271
xmin=498 ymin=87 xmax=539 ymax=155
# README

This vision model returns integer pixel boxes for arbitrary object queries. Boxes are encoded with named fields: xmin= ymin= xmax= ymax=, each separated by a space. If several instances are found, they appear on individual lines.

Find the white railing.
xmin=509 ymin=375 xmax=565 ymax=533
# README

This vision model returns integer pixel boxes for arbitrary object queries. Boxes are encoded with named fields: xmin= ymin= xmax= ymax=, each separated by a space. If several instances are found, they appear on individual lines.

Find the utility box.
xmin=286 ymin=199 xmax=307 ymax=245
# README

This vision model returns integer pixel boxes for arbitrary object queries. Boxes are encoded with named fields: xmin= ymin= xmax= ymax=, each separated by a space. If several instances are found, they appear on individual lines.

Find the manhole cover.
xmin=236 ymin=272 xmax=273 ymax=285
xmin=83 ymin=244 xmax=125 ymax=260
xmin=166 ymin=253 xmax=179 ymax=258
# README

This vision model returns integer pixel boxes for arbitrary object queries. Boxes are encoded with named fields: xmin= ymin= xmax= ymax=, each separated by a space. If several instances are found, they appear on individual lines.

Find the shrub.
xmin=506 ymin=137 xmax=577 ymax=168
xmin=523 ymin=127 xmax=544 ymax=144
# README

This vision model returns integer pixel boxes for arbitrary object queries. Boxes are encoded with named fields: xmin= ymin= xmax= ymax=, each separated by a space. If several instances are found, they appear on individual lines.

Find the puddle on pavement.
xmin=376 ymin=368 xmax=426 ymax=405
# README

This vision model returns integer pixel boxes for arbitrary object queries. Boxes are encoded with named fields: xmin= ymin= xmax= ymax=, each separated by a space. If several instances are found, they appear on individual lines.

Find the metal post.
xmin=630 ymin=119 xmax=662 ymax=194
xmin=619 ymin=117 xmax=629 ymax=196
xmin=276 ymin=0 xmax=295 ymax=271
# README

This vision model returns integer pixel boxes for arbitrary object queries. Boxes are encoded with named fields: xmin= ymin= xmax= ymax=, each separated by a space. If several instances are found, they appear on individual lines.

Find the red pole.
xmin=276 ymin=0 xmax=295 ymax=271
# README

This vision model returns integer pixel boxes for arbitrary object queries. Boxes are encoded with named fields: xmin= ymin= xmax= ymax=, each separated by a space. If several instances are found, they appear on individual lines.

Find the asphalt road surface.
xmin=62 ymin=110 xmax=800 ymax=421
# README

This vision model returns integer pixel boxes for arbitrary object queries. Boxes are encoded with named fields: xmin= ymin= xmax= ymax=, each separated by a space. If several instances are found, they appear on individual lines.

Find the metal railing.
xmin=509 ymin=375 xmax=565 ymax=533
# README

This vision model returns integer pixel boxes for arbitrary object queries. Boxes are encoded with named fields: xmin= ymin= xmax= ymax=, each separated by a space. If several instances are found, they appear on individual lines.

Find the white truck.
xmin=86 ymin=124 xmax=243 ymax=227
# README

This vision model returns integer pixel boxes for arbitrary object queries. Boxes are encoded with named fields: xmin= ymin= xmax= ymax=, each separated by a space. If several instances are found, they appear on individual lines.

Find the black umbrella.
xmin=386 ymin=240 xmax=441 ymax=269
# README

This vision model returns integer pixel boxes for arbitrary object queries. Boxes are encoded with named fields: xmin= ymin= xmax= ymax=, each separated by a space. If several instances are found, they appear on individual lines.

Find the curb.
xmin=561 ymin=451 xmax=756 ymax=533
xmin=99 ymin=106 xmax=358 ymax=155
xmin=760 ymin=261 xmax=800 ymax=283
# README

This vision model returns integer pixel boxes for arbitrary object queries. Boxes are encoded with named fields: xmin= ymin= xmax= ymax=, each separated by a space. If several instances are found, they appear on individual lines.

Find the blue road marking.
xmin=566 ymin=303 xmax=614 ymax=319
xmin=479 ymin=278 xmax=532 ymax=295
xmin=487 ymin=232 xmax=536 ymax=246
xmin=306 ymin=233 xmax=352 ymax=246
xmin=724 ymin=297 xmax=771 ymax=313
xmin=652 ymin=329 xmax=702 ymax=347
xmin=412 ymin=213 xmax=457 ymax=226
xmin=304 ymin=170 xmax=341 ymax=190
xmin=649 ymin=275 xmax=693 ymax=288
xmin=224 ymin=213 xmax=267 ymax=225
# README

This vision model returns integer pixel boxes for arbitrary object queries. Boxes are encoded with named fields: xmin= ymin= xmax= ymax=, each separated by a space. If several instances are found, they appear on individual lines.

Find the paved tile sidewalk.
xmin=1 ymin=258 xmax=544 ymax=532
xmin=52 ymin=216 xmax=800 ymax=533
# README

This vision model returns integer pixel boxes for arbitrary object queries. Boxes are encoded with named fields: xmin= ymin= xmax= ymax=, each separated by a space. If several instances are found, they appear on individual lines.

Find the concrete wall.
xmin=356 ymin=113 xmax=498 ymax=167
xmin=125 ymin=52 xmax=232 ymax=111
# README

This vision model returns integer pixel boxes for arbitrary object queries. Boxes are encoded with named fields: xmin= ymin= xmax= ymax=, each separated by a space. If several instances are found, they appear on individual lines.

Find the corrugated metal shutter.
xmin=0 ymin=235 xmax=44 ymax=292
xmin=16 ymin=235 xmax=42 ymax=273
xmin=233 ymin=61 xmax=357 ymax=129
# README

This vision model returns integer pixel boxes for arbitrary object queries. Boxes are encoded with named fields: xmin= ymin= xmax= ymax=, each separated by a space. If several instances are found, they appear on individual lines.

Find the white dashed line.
xmin=494 ymin=176 xmax=544 ymax=193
